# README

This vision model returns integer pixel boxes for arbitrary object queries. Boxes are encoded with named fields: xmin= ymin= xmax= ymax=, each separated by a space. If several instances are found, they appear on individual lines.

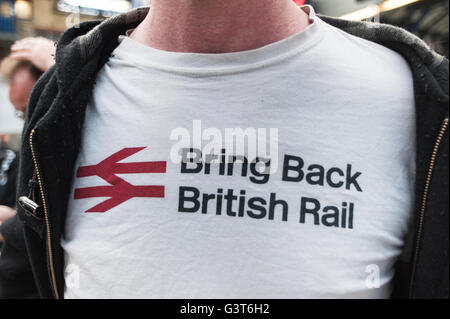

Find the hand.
xmin=10 ymin=37 xmax=56 ymax=72
xmin=0 ymin=206 xmax=16 ymax=242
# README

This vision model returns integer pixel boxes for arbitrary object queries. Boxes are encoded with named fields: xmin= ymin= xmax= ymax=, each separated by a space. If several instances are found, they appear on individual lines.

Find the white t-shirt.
xmin=62 ymin=6 xmax=416 ymax=299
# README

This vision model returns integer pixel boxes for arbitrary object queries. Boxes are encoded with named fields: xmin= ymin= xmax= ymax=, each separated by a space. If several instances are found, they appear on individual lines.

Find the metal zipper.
xmin=409 ymin=117 xmax=449 ymax=298
xmin=29 ymin=129 xmax=60 ymax=299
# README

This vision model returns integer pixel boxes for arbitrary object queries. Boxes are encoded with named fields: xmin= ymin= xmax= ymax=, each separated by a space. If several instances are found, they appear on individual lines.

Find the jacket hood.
xmin=54 ymin=6 xmax=448 ymax=104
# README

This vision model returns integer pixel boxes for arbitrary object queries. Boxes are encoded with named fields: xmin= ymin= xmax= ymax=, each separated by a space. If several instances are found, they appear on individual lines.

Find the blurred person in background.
xmin=0 ymin=134 xmax=18 ymax=242
xmin=0 ymin=1 xmax=448 ymax=299
xmin=1 ymin=37 xmax=55 ymax=119
xmin=0 ymin=134 xmax=18 ymax=208
xmin=0 ymin=133 xmax=18 ymax=241
xmin=0 ymin=37 xmax=55 ymax=244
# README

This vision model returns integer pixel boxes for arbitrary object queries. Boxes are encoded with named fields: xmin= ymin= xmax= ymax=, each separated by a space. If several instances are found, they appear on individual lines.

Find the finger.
xmin=10 ymin=52 xmax=33 ymax=61
xmin=13 ymin=37 xmax=38 ymax=47
xmin=0 ymin=207 xmax=16 ymax=221
xmin=10 ymin=49 xmax=32 ymax=57
xmin=11 ymin=39 xmax=39 ymax=51
xmin=10 ymin=43 xmax=33 ymax=52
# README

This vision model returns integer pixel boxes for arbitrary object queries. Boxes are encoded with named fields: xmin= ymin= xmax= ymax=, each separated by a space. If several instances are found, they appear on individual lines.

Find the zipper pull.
xmin=18 ymin=196 xmax=40 ymax=216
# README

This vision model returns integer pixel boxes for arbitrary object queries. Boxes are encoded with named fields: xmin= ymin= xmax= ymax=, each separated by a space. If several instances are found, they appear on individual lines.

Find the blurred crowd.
xmin=0 ymin=37 xmax=55 ymax=244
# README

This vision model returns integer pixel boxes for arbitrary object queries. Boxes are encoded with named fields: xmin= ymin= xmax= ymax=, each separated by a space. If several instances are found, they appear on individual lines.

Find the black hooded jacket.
xmin=0 ymin=7 xmax=448 ymax=299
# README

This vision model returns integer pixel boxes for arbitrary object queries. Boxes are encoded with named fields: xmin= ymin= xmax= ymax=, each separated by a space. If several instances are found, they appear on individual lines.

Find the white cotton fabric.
xmin=62 ymin=6 xmax=416 ymax=299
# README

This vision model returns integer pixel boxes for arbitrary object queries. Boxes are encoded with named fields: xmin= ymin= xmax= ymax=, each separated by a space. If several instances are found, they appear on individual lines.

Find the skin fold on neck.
xmin=130 ymin=0 xmax=311 ymax=54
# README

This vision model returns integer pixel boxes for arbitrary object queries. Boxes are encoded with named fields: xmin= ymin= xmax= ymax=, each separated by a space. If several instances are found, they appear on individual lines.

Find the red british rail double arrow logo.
xmin=74 ymin=147 xmax=166 ymax=213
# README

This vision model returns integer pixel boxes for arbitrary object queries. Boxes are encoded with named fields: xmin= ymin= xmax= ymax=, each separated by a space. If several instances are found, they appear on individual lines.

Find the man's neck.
xmin=130 ymin=0 xmax=311 ymax=53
